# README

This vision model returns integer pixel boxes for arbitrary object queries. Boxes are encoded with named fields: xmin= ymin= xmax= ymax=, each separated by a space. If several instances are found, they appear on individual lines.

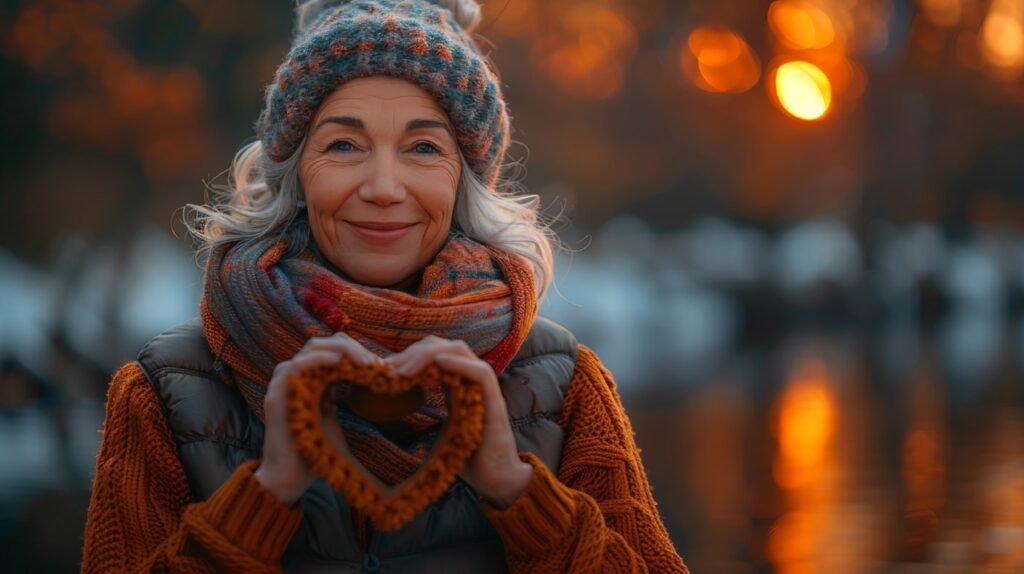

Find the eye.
xmin=412 ymin=141 xmax=440 ymax=154
xmin=327 ymin=139 xmax=358 ymax=153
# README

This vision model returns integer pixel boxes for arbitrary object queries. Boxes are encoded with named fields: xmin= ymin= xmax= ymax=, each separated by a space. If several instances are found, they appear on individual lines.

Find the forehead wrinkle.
xmin=314 ymin=88 xmax=450 ymax=137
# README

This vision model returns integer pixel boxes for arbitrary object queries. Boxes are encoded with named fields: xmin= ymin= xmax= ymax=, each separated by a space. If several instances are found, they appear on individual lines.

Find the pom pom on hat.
xmin=296 ymin=0 xmax=482 ymax=36
xmin=295 ymin=1 xmax=353 ymax=37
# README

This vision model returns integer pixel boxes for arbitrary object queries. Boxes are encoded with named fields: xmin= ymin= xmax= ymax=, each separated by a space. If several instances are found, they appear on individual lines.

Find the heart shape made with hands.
xmin=286 ymin=357 xmax=485 ymax=531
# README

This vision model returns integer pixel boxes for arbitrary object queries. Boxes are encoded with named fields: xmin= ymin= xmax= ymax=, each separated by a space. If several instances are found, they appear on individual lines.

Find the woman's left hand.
xmin=385 ymin=336 xmax=533 ymax=509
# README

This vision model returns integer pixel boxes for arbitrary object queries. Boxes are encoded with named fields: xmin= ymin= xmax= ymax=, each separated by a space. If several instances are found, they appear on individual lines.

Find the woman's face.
xmin=298 ymin=76 xmax=461 ymax=291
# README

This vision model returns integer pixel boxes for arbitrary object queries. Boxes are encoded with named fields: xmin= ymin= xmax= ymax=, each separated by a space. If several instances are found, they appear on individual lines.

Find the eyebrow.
xmin=313 ymin=116 xmax=364 ymax=133
xmin=312 ymin=116 xmax=453 ymax=136
xmin=405 ymin=118 xmax=452 ymax=134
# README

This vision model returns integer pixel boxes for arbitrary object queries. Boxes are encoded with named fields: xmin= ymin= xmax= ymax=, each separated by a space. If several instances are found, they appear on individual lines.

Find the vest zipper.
xmin=360 ymin=515 xmax=380 ymax=573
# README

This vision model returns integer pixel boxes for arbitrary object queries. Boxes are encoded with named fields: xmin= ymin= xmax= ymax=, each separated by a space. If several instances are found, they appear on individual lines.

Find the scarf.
xmin=199 ymin=231 xmax=537 ymax=485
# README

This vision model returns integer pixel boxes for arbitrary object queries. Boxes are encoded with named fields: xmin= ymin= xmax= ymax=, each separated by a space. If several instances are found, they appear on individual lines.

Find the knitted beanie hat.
xmin=257 ymin=0 xmax=510 ymax=187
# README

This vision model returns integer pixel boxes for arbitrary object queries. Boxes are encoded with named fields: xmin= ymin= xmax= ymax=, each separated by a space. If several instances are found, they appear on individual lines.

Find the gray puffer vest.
xmin=136 ymin=316 xmax=579 ymax=573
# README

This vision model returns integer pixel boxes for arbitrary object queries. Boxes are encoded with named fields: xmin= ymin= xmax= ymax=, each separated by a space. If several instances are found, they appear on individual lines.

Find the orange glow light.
xmin=481 ymin=0 xmax=537 ymax=39
xmin=774 ymin=61 xmax=832 ymax=120
xmin=919 ymin=0 xmax=962 ymax=28
xmin=533 ymin=3 xmax=637 ymax=100
xmin=980 ymin=2 xmax=1024 ymax=72
xmin=768 ymin=359 xmax=848 ymax=573
xmin=773 ymin=360 xmax=835 ymax=488
xmin=683 ymin=26 xmax=761 ymax=93
xmin=768 ymin=1 xmax=837 ymax=50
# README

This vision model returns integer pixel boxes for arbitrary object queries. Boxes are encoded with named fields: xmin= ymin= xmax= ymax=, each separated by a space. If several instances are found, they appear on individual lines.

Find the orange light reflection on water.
xmin=976 ymin=409 xmax=1024 ymax=569
xmin=767 ymin=359 xmax=839 ymax=573
xmin=902 ymin=365 xmax=947 ymax=556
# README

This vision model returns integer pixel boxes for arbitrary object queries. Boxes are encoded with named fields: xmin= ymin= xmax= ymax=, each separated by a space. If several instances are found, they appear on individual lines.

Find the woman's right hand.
xmin=254 ymin=333 xmax=378 ymax=506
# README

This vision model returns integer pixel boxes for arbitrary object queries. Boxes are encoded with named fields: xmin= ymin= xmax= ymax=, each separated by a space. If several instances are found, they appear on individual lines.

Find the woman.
xmin=81 ymin=0 xmax=688 ymax=572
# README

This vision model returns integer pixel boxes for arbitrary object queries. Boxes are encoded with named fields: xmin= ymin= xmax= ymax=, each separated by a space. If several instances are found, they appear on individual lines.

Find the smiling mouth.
xmin=347 ymin=221 xmax=417 ymax=230
xmin=346 ymin=221 xmax=418 ymax=243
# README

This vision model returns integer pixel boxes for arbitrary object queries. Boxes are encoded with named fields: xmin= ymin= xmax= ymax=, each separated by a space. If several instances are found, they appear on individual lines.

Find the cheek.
xmin=303 ymin=162 xmax=355 ymax=212
xmin=415 ymin=165 xmax=459 ymax=233
xmin=301 ymin=162 xmax=360 ymax=244
xmin=434 ymin=157 xmax=460 ymax=191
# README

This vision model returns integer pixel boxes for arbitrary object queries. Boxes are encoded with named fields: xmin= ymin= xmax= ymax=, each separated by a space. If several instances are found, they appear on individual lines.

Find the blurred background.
xmin=2 ymin=0 xmax=1024 ymax=571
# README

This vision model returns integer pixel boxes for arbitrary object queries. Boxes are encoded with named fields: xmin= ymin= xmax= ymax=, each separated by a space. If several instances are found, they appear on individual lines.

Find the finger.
xmin=271 ymin=350 xmax=343 ymax=397
xmin=432 ymin=353 xmax=500 ymax=399
xmin=266 ymin=351 xmax=337 ymax=420
xmin=291 ymin=348 xmax=344 ymax=369
xmin=301 ymin=332 xmax=376 ymax=358
xmin=389 ymin=334 xmax=454 ymax=357
xmin=435 ymin=354 xmax=518 ymax=457
xmin=392 ymin=340 xmax=474 ymax=376
xmin=384 ymin=335 xmax=439 ymax=368
xmin=268 ymin=348 xmax=341 ymax=431
xmin=299 ymin=336 xmax=376 ymax=366
xmin=301 ymin=331 xmax=357 ymax=349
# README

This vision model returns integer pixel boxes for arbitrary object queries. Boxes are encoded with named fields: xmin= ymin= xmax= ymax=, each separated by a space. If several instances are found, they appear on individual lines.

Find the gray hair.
xmin=183 ymin=139 xmax=558 ymax=302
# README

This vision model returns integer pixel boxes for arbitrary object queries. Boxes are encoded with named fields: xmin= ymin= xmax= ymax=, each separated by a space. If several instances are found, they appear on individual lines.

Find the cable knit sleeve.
xmin=482 ymin=345 xmax=689 ymax=573
xmin=81 ymin=362 xmax=303 ymax=573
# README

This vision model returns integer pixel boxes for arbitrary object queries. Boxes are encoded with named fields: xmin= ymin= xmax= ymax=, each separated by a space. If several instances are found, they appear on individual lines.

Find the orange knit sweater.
xmin=81 ymin=345 xmax=688 ymax=573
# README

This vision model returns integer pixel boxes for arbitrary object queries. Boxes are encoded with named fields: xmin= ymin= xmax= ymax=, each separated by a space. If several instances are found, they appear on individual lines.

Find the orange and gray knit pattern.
xmin=81 ymin=347 xmax=689 ymax=573
xmin=199 ymin=233 xmax=535 ymax=493
xmin=258 ymin=0 xmax=510 ymax=186
xmin=81 ymin=363 xmax=303 ymax=573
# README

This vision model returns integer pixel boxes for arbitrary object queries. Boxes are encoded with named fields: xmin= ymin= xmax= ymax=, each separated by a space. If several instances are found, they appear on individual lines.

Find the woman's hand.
xmin=386 ymin=336 xmax=534 ymax=509
xmin=254 ymin=333 xmax=378 ymax=506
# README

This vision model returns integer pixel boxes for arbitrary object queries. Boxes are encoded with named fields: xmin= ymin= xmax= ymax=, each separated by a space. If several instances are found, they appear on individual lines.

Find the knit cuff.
xmin=192 ymin=460 xmax=304 ymax=565
xmin=481 ymin=451 xmax=577 ymax=555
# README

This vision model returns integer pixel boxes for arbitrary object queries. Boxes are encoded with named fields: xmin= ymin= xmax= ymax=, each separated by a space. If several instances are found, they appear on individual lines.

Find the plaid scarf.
xmin=199 ymin=232 xmax=537 ymax=484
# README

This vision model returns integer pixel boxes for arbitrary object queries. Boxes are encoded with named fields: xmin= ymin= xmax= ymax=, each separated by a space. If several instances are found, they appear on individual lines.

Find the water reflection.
xmin=902 ymin=360 xmax=946 ymax=559
xmin=965 ymin=408 xmax=1024 ymax=570
xmin=767 ymin=354 xmax=888 ymax=573
xmin=681 ymin=383 xmax=753 ymax=572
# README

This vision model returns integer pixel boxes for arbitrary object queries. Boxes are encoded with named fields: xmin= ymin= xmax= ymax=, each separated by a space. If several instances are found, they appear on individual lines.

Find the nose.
xmin=358 ymin=154 xmax=405 ymax=205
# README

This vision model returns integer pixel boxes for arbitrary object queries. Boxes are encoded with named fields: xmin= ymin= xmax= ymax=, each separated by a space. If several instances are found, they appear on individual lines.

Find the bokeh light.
xmin=483 ymin=0 xmax=537 ymax=39
xmin=918 ymin=0 xmax=962 ymax=28
xmin=682 ymin=26 xmax=761 ymax=93
xmin=980 ymin=0 xmax=1024 ymax=73
xmin=768 ymin=1 xmax=837 ymax=50
xmin=532 ymin=3 xmax=638 ymax=100
xmin=772 ymin=60 xmax=833 ymax=120
xmin=7 ymin=0 xmax=212 ymax=182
